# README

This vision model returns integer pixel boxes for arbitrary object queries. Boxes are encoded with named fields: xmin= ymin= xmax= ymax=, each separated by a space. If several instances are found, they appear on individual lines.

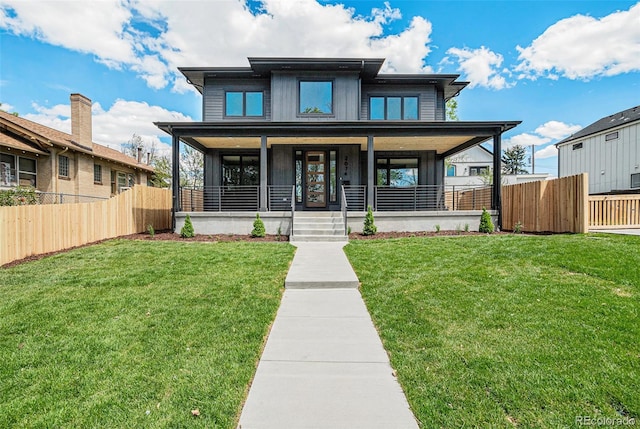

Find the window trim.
xmin=58 ymin=155 xmax=69 ymax=178
xmin=572 ymin=142 xmax=583 ymax=150
xmin=221 ymin=153 xmax=261 ymax=186
xmin=368 ymin=95 xmax=420 ymax=120
xmin=223 ymin=90 xmax=265 ymax=118
xmin=298 ymin=79 xmax=335 ymax=117
xmin=375 ymin=156 xmax=419 ymax=186
xmin=605 ymin=131 xmax=619 ymax=141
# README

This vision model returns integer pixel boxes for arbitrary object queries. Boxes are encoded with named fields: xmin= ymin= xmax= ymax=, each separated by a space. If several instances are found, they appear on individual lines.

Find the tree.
xmin=122 ymin=133 xmax=159 ymax=163
xmin=362 ymin=205 xmax=377 ymax=236
xmin=502 ymin=144 xmax=529 ymax=175
xmin=179 ymin=144 xmax=204 ymax=188
xmin=478 ymin=207 xmax=495 ymax=233
xmin=251 ymin=213 xmax=266 ymax=237
xmin=149 ymin=155 xmax=171 ymax=188
xmin=446 ymin=98 xmax=459 ymax=121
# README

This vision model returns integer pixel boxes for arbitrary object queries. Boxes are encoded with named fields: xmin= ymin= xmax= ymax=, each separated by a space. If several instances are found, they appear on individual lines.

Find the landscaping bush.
xmin=251 ymin=213 xmax=266 ymax=238
xmin=478 ymin=207 xmax=494 ymax=233
xmin=0 ymin=186 xmax=37 ymax=206
xmin=180 ymin=214 xmax=195 ymax=238
xmin=363 ymin=205 xmax=377 ymax=236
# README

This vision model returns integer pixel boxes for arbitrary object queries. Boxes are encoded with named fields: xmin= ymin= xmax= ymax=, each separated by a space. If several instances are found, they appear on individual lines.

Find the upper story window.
xmin=572 ymin=142 xmax=583 ymax=150
xmin=225 ymin=91 xmax=264 ymax=117
xmin=299 ymin=81 xmax=333 ymax=115
xmin=370 ymin=96 xmax=418 ymax=120
xmin=605 ymin=131 xmax=619 ymax=141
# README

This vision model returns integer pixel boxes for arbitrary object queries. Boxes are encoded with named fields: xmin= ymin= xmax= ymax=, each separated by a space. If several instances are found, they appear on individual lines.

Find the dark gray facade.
xmin=158 ymin=57 xmax=519 ymax=225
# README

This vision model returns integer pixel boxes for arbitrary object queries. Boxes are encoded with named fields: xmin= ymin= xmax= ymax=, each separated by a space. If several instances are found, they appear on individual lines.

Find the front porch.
xmin=156 ymin=120 xmax=517 ymax=235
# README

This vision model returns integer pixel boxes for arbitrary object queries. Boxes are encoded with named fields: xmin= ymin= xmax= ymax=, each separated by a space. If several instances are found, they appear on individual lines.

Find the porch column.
xmin=367 ymin=135 xmax=374 ymax=210
xmin=492 ymin=132 xmax=502 ymax=229
xmin=260 ymin=135 xmax=268 ymax=211
xmin=171 ymin=132 xmax=180 ymax=230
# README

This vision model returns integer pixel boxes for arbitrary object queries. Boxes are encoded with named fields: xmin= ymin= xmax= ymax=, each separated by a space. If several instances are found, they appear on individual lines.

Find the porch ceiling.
xmin=193 ymin=135 xmax=480 ymax=154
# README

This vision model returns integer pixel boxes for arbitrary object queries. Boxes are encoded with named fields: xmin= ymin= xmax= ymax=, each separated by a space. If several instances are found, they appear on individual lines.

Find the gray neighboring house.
xmin=156 ymin=57 xmax=520 ymax=235
xmin=557 ymin=105 xmax=640 ymax=195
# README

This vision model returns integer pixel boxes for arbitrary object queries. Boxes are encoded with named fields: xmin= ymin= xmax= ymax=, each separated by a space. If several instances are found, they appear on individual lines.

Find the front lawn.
xmin=345 ymin=234 xmax=639 ymax=428
xmin=0 ymin=239 xmax=294 ymax=428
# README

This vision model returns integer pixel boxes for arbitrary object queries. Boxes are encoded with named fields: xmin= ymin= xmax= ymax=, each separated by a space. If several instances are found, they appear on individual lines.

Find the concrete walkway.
xmin=238 ymin=243 xmax=418 ymax=429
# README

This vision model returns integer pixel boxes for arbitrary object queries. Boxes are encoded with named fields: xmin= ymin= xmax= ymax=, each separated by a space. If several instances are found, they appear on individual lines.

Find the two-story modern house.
xmin=557 ymin=105 xmax=640 ymax=195
xmin=156 ymin=57 xmax=520 ymax=238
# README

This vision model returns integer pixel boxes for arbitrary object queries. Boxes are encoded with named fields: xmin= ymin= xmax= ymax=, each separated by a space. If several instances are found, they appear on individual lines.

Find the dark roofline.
xmin=179 ymin=57 xmax=467 ymax=97
xmin=556 ymin=105 xmax=640 ymax=146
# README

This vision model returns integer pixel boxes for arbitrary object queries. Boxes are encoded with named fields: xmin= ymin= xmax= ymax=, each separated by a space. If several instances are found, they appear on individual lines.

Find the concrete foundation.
xmin=175 ymin=210 xmax=498 ymax=235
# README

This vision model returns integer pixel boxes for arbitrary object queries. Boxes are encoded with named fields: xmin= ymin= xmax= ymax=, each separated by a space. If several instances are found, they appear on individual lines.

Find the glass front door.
xmin=305 ymin=151 xmax=326 ymax=208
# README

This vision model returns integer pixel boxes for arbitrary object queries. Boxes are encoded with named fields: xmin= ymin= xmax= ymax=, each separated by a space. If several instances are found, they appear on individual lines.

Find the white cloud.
xmin=515 ymin=3 xmax=640 ymax=80
xmin=534 ymin=120 xmax=582 ymax=140
xmin=445 ymin=46 xmax=513 ymax=90
xmin=504 ymin=133 xmax=551 ymax=148
xmin=0 ymin=0 xmax=436 ymax=91
xmin=535 ymin=145 xmax=558 ymax=159
xmin=23 ymin=99 xmax=191 ymax=156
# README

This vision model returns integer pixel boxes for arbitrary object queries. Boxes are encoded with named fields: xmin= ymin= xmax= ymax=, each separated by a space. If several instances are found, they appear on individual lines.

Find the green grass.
xmin=0 ymin=239 xmax=294 ymax=428
xmin=345 ymin=234 xmax=640 ymax=428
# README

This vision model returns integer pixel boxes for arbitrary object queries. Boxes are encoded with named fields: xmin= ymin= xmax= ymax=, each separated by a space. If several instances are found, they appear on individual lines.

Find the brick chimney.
xmin=70 ymin=93 xmax=92 ymax=147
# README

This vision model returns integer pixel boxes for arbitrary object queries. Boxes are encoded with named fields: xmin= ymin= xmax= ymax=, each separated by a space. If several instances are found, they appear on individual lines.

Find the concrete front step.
xmin=291 ymin=211 xmax=347 ymax=242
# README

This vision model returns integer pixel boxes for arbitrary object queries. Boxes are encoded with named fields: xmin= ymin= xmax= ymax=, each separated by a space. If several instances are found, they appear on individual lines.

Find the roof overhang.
xmin=155 ymin=121 xmax=520 ymax=156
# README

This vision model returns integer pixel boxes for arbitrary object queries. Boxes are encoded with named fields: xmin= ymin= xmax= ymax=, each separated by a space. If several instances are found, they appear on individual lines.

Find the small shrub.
xmin=0 ymin=186 xmax=37 ymax=206
xmin=362 ymin=205 xmax=377 ymax=236
xmin=276 ymin=226 xmax=282 ymax=241
xmin=347 ymin=226 xmax=352 ymax=235
xmin=455 ymin=224 xmax=462 ymax=234
xmin=147 ymin=224 xmax=155 ymax=237
xmin=464 ymin=223 xmax=469 ymax=232
xmin=180 ymin=214 xmax=195 ymax=238
xmin=514 ymin=221 xmax=523 ymax=234
xmin=478 ymin=207 xmax=494 ymax=234
xmin=251 ymin=213 xmax=266 ymax=238
xmin=434 ymin=224 xmax=441 ymax=233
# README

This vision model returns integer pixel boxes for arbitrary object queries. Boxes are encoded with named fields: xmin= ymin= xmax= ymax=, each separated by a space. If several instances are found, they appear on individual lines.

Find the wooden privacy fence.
xmin=501 ymin=174 xmax=589 ymax=233
xmin=589 ymin=194 xmax=640 ymax=229
xmin=0 ymin=185 xmax=171 ymax=266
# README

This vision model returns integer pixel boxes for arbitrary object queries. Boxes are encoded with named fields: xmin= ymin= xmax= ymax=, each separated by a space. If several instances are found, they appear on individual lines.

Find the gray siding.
xmin=361 ymin=84 xmax=438 ymax=121
xmin=558 ymin=121 xmax=640 ymax=194
xmin=271 ymin=72 xmax=360 ymax=121
xmin=270 ymin=145 xmax=294 ymax=186
xmin=338 ymin=145 xmax=361 ymax=185
xmin=203 ymin=78 xmax=271 ymax=121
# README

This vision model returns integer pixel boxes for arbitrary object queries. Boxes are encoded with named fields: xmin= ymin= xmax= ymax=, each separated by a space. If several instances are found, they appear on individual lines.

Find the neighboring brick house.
xmin=0 ymin=94 xmax=153 ymax=200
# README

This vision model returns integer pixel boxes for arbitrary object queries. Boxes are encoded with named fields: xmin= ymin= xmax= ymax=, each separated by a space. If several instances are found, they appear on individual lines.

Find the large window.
xmin=376 ymin=158 xmax=418 ymax=186
xmin=225 ymin=91 xmax=264 ymax=117
xmin=1 ymin=153 xmax=36 ymax=187
xmin=58 ymin=155 xmax=69 ymax=178
xmin=370 ymin=96 xmax=418 ymax=120
xmin=299 ymin=81 xmax=333 ymax=114
xmin=222 ymin=155 xmax=259 ymax=186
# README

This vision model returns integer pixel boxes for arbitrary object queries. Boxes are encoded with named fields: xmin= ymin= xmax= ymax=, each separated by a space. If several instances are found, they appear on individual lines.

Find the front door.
xmin=305 ymin=151 xmax=327 ymax=208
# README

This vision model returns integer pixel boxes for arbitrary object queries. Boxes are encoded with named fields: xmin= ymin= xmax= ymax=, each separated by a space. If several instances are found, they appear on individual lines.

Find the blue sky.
xmin=1 ymin=0 xmax=639 ymax=176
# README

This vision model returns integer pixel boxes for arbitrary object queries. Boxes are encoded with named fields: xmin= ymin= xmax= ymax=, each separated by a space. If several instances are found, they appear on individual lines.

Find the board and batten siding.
xmin=360 ymin=84 xmax=438 ymax=121
xmin=270 ymin=72 xmax=360 ymax=121
xmin=203 ymin=78 xmax=271 ymax=121
xmin=558 ymin=121 xmax=640 ymax=194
